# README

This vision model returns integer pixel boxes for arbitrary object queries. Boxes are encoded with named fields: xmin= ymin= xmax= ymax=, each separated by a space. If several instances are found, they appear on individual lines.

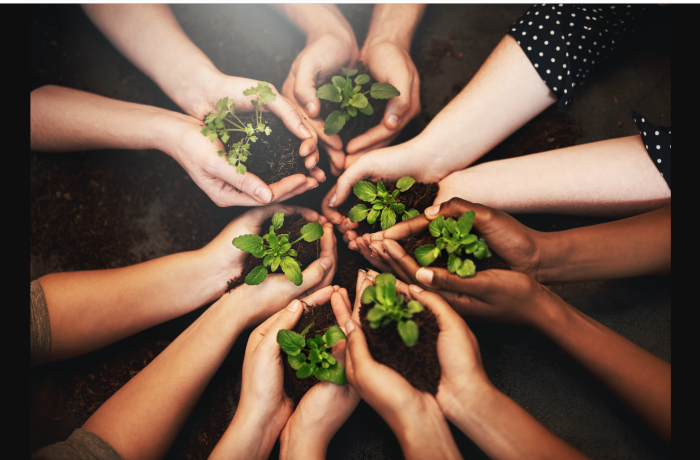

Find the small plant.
xmin=232 ymin=211 xmax=323 ymax=286
xmin=414 ymin=211 xmax=491 ymax=278
xmin=361 ymin=273 xmax=424 ymax=347
xmin=277 ymin=322 xmax=347 ymax=385
xmin=349 ymin=177 xmax=420 ymax=230
xmin=316 ymin=67 xmax=400 ymax=136
xmin=200 ymin=82 xmax=277 ymax=174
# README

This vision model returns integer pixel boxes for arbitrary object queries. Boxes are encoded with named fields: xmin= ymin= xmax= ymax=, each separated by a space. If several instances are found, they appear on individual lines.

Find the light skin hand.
xmin=280 ymin=287 xmax=360 ymax=460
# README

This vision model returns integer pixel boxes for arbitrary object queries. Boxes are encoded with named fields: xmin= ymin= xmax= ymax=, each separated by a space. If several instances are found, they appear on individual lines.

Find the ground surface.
xmin=30 ymin=5 xmax=671 ymax=460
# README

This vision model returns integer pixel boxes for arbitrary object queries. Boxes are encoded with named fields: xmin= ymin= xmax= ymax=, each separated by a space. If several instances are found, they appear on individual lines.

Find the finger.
xmin=290 ymin=206 xmax=320 ymax=224
xmin=345 ymin=135 xmax=395 ymax=159
xmin=338 ymin=287 xmax=352 ymax=312
xmin=415 ymin=266 xmax=503 ymax=299
xmin=301 ymin=284 xmax=336 ymax=308
xmin=343 ymin=230 xmax=359 ymax=245
xmin=369 ymin=241 xmax=413 ymax=285
xmin=267 ymin=92 xmax=316 ymax=144
xmin=355 ymin=236 xmax=391 ymax=272
xmin=209 ymin=160 xmax=275 ymax=205
xmin=382 ymin=73 xmax=413 ymax=131
xmin=303 ymin=223 xmax=337 ymax=296
xmin=321 ymin=143 xmax=346 ymax=176
xmin=371 ymin=214 xmax=431 ymax=242
xmin=321 ymin=184 xmax=346 ymax=225
xmin=246 ymin=307 xmax=287 ymax=356
xmin=270 ymin=176 xmax=319 ymax=203
xmin=328 ymin=162 xmax=371 ymax=211
xmin=344 ymin=318 xmax=376 ymax=380
xmin=308 ymin=165 xmax=326 ymax=183
xmin=266 ymin=174 xmax=310 ymax=202
xmin=331 ymin=291 xmax=352 ymax=329
xmin=352 ymin=271 xmax=375 ymax=323
xmin=300 ymin=136 xmax=319 ymax=159
xmin=346 ymin=124 xmax=397 ymax=155
xmin=273 ymin=256 xmax=333 ymax=300
xmin=292 ymin=61 xmax=323 ymax=118
xmin=406 ymin=285 xmax=467 ymax=333
xmin=257 ymin=299 xmax=306 ymax=351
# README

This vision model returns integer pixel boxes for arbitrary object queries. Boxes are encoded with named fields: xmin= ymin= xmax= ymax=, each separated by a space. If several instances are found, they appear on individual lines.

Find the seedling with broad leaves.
xmin=316 ymin=67 xmax=400 ymax=136
xmin=200 ymin=82 xmax=277 ymax=174
xmin=362 ymin=273 xmax=424 ymax=347
xmin=415 ymin=211 xmax=492 ymax=278
xmin=277 ymin=323 xmax=347 ymax=385
xmin=349 ymin=177 xmax=420 ymax=230
xmin=232 ymin=212 xmax=324 ymax=286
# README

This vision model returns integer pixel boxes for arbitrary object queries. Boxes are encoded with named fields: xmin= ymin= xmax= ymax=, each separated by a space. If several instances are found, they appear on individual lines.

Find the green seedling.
xmin=414 ymin=211 xmax=491 ymax=278
xmin=200 ymin=82 xmax=277 ymax=174
xmin=316 ymin=67 xmax=400 ymax=136
xmin=232 ymin=211 xmax=323 ymax=286
xmin=361 ymin=273 xmax=424 ymax=347
xmin=277 ymin=322 xmax=347 ymax=385
xmin=348 ymin=177 xmax=420 ymax=230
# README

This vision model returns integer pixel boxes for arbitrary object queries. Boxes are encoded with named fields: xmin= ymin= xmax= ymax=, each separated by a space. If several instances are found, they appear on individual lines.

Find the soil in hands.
xmin=359 ymin=301 xmax=441 ymax=395
xmin=319 ymin=61 xmax=389 ymax=148
xmin=225 ymin=214 xmax=320 ymax=292
xmin=400 ymin=232 xmax=511 ymax=272
xmin=337 ymin=181 xmax=440 ymax=238
xmin=332 ymin=241 xmax=373 ymax=301
xmin=222 ymin=112 xmax=306 ymax=185
xmin=283 ymin=302 xmax=338 ymax=405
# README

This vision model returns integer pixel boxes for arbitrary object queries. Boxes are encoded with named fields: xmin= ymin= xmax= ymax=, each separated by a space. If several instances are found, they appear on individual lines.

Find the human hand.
xmin=279 ymin=286 xmax=360 ymax=460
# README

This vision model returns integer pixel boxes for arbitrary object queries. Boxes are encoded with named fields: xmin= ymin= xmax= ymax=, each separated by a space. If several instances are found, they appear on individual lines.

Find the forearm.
xmin=30 ymin=85 xmax=170 ymax=152
xmin=82 ymin=297 xmax=245 ymax=460
xmin=279 ymin=420 xmax=329 ymax=460
xmin=212 ymin=408 xmax=283 ymax=460
xmin=275 ymin=4 xmax=356 ymax=45
xmin=446 ymin=382 xmax=590 ymax=460
xmin=364 ymin=4 xmax=425 ymax=51
xmin=536 ymin=298 xmax=671 ymax=442
xmin=82 ymin=4 xmax=220 ymax=116
xmin=536 ymin=206 xmax=671 ymax=283
xmin=39 ymin=247 xmax=230 ymax=362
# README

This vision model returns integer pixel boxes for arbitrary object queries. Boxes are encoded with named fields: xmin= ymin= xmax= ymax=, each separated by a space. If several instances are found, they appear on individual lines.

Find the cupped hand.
xmin=344 ymin=41 xmax=421 ymax=159
xmin=282 ymin=33 xmax=359 ymax=177
xmin=280 ymin=287 xmax=360 ymax=459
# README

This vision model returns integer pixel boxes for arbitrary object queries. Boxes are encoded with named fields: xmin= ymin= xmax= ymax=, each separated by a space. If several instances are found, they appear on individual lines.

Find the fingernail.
xmin=358 ymin=268 xmax=366 ymax=273
xmin=254 ymin=186 xmax=272 ymax=203
xmin=299 ymin=123 xmax=312 ymax=139
xmin=319 ymin=257 xmax=332 ymax=271
xmin=387 ymin=114 xmax=399 ymax=127
xmin=416 ymin=268 xmax=434 ymax=285
xmin=288 ymin=300 xmax=301 ymax=312
xmin=306 ymin=102 xmax=316 ymax=114
xmin=329 ymin=194 xmax=337 ymax=207
xmin=410 ymin=284 xmax=424 ymax=293
xmin=370 ymin=249 xmax=379 ymax=260
xmin=425 ymin=205 xmax=440 ymax=217
xmin=310 ymin=159 xmax=317 ymax=169
xmin=345 ymin=319 xmax=355 ymax=333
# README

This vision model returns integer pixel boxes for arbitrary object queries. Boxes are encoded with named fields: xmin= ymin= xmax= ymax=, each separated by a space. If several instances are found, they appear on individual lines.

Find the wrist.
xmin=280 ymin=414 xmax=330 ymax=460
xmin=534 ymin=230 xmax=571 ymax=284
xmin=394 ymin=396 xmax=460 ymax=460
xmin=529 ymin=290 xmax=572 ymax=338
xmin=215 ymin=405 xmax=282 ymax=460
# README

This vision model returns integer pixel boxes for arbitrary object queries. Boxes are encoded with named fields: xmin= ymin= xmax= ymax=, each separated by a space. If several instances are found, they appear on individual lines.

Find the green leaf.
xmin=277 ymin=329 xmax=305 ymax=355
xmin=245 ymin=265 xmax=268 ymax=285
xmin=349 ymin=204 xmax=370 ymax=223
xmin=281 ymin=256 xmax=303 ymax=286
xmin=473 ymin=238 xmax=491 ymax=259
xmin=265 ymin=127 xmax=271 ymax=136
xmin=323 ymin=326 xmax=347 ymax=347
xmin=343 ymin=78 xmax=354 ymax=98
xmin=347 ymin=105 xmax=357 ymax=117
xmin=349 ymin=93 xmax=369 ymax=108
xmin=390 ymin=203 xmax=405 ymax=215
xmin=332 ymin=76 xmax=346 ymax=88
xmin=307 ymin=338 xmax=318 ymax=349
xmin=396 ymin=176 xmax=416 ymax=192
xmin=327 ymin=362 xmax=346 ymax=385
xmin=279 ymin=242 xmax=291 ymax=253
xmin=325 ymin=354 xmax=336 ymax=365
xmin=308 ymin=348 xmax=322 ymax=364
xmin=316 ymin=84 xmax=342 ymax=103
xmin=324 ymin=110 xmax=346 ymax=136
xmin=367 ymin=208 xmax=380 ymax=225
xmin=375 ymin=273 xmax=396 ymax=305
xmin=358 ymin=103 xmax=374 ymax=115
xmin=361 ymin=285 xmax=376 ymax=304
xmin=300 ymin=323 xmax=314 ymax=339
xmin=407 ymin=300 xmax=424 ymax=314
xmin=342 ymin=67 xmax=358 ymax=77
xmin=287 ymin=352 xmax=307 ymax=370
xmin=367 ymin=307 xmax=386 ymax=323
xmin=402 ymin=209 xmax=420 ymax=221
xmin=232 ymin=234 xmax=264 ymax=254
xmin=456 ymin=259 xmax=476 ymax=278
xmin=272 ymin=211 xmax=285 ymax=229
xmin=397 ymin=320 xmax=419 ymax=347
xmin=460 ymin=234 xmax=478 ymax=246
xmin=271 ymin=255 xmax=281 ymax=272
xmin=353 ymin=181 xmax=377 ymax=202
xmin=447 ymin=253 xmax=462 ymax=274
xmin=314 ymin=366 xmax=331 ymax=382
xmin=268 ymin=231 xmax=279 ymax=249
xmin=444 ymin=218 xmax=457 ymax=235
xmin=341 ymin=110 xmax=351 ymax=121
xmin=370 ymin=83 xmax=401 ymax=99
xmin=380 ymin=207 xmax=397 ymax=230
xmin=288 ymin=248 xmax=297 ymax=257
xmin=296 ymin=363 xmax=315 ymax=379
xmin=299 ymin=222 xmax=324 ymax=242
xmin=376 ymin=181 xmax=387 ymax=195
xmin=415 ymin=244 xmax=439 ymax=267
xmin=354 ymin=74 xmax=370 ymax=86
xmin=456 ymin=210 xmax=476 ymax=235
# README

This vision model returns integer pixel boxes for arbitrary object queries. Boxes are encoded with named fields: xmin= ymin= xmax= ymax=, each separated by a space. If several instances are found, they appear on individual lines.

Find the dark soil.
xmin=333 ymin=241 xmax=373 ymax=301
xmin=220 ymin=112 xmax=306 ymax=185
xmin=359 ymin=301 xmax=441 ymax=395
xmin=338 ymin=181 xmax=440 ymax=238
xmin=319 ymin=62 xmax=390 ymax=148
xmin=282 ymin=302 xmax=339 ymax=405
xmin=226 ymin=214 xmax=320 ymax=292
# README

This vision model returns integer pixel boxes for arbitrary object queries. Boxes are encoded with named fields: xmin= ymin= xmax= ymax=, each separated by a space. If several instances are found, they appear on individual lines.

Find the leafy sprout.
xmin=316 ymin=67 xmax=400 ymax=136
xmin=200 ymin=82 xmax=277 ymax=175
xmin=277 ymin=322 xmax=347 ymax=385
xmin=414 ymin=211 xmax=492 ymax=278
xmin=361 ymin=273 xmax=424 ymax=347
xmin=349 ymin=177 xmax=420 ymax=230
xmin=232 ymin=212 xmax=324 ymax=286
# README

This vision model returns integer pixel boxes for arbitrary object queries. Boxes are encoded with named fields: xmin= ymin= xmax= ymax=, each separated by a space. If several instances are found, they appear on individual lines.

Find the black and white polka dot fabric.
xmin=508 ymin=4 xmax=647 ymax=109
xmin=633 ymin=110 xmax=671 ymax=189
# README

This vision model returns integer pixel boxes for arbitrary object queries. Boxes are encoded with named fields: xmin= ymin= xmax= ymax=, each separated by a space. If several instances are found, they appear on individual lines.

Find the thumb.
xmin=283 ymin=256 xmax=334 ymax=298
xmin=212 ymin=160 xmax=273 ymax=205
xmin=293 ymin=62 xmax=322 ymax=118
xmin=382 ymin=74 xmax=412 ymax=130
xmin=344 ymin=319 xmax=374 ymax=376
xmin=257 ymin=299 xmax=306 ymax=351
xmin=329 ymin=160 xmax=368 ymax=208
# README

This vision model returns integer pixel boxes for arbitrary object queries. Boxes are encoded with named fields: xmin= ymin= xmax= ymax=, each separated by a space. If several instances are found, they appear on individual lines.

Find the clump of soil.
xmin=225 ymin=214 xmax=320 ymax=292
xmin=359 ymin=301 xmax=440 ymax=394
xmin=319 ymin=62 xmax=390 ymax=148
xmin=337 ymin=180 xmax=440 ymax=238
xmin=220 ymin=112 xmax=306 ymax=185
xmin=282 ymin=302 xmax=339 ymax=405
xmin=332 ymin=242 xmax=373 ymax=301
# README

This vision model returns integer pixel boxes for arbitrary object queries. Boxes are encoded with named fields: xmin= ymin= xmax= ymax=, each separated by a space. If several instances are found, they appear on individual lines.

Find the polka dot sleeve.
xmin=633 ymin=111 xmax=671 ymax=189
xmin=508 ymin=4 xmax=648 ymax=109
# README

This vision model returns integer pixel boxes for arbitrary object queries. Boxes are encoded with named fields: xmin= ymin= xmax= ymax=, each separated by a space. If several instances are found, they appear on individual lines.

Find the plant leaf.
xmin=332 ymin=76 xmax=346 ymax=88
xmin=380 ymin=207 xmax=397 ymax=230
xmin=396 ymin=176 xmax=416 ymax=192
xmin=444 ymin=218 xmax=456 ymax=235
xmin=370 ymin=82 xmax=401 ymax=99
xmin=281 ymin=257 xmax=303 ymax=286
xmin=316 ymin=83 xmax=342 ymax=103
xmin=343 ymin=78 xmax=354 ymax=97
xmin=299 ymin=222 xmax=324 ymax=242
xmin=245 ymin=265 xmax=268 ymax=285
xmin=341 ymin=67 xmax=358 ymax=77
xmin=232 ymin=234 xmax=264 ymax=254
xmin=271 ymin=211 xmax=285 ymax=229
xmin=327 ymin=362 xmax=346 ymax=385
xmin=347 ymin=105 xmax=357 ymax=117
xmin=447 ymin=253 xmax=462 ymax=273
xmin=397 ymin=320 xmax=419 ymax=347
xmin=366 ymin=307 xmax=386 ymax=323
xmin=367 ymin=208 xmax=380 ymax=225
xmin=376 ymin=181 xmax=387 ymax=194
xmin=353 ymin=181 xmax=377 ymax=201
xmin=296 ymin=363 xmax=315 ymax=379
xmin=314 ymin=366 xmax=331 ymax=382
xmin=456 ymin=210 xmax=476 ymax=235
xmin=390 ymin=203 xmax=405 ymax=215
xmin=268 ymin=231 xmax=279 ymax=249
xmin=324 ymin=110 xmax=346 ymax=136
xmin=407 ymin=300 xmax=424 ymax=314
xmin=358 ymin=103 xmax=374 ymax=115
xmin=402 ymin=209 xmax=420 ymax=221
xmin=277 ymin=329 xmax=305 ymax=355
xmin=361 ymin=285 xmax=376 ymax=304
xmin=308 ymin=348 xmax=322 ymax=364
xmin=300 ymin=322 xmax=314 ymax=339
xmin=271 ymin=255 xmax=281 ymax=272
xmin=323 ymin=326 xmax=347 ymax=347
xmin=375 ymin=273 xmax=396 ymax=305
xmin=415 ymin=244 xmax=439 ymax=267
xmin=456 ymin=259 xmax=476 ymax=278
xmin=349 ymin=204 xmax=370 ymax=223
xmin=473 ymin=238 xmax=491 ymax=259
xmin=349 ymin=93 xmax=369 ymax=108
xmin=354 ymin=74 xmax=370 ymax=86
xmin=287 ymin=352 xmax=307 ymax=370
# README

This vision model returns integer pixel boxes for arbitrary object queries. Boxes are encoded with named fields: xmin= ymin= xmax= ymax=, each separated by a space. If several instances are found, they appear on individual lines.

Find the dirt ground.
xmin=30 ymin=5 xmax=671 ymax=460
